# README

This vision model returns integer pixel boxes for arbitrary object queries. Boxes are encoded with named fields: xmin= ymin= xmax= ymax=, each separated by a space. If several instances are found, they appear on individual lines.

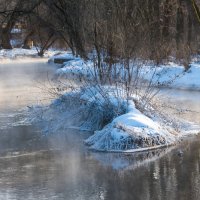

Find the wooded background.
xmin=0 ymin=0 xmax=200 ymax=66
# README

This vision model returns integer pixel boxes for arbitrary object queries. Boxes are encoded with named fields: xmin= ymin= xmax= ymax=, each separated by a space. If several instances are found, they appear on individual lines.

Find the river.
xmin=0 ymin=59 xmax=200 ymax=200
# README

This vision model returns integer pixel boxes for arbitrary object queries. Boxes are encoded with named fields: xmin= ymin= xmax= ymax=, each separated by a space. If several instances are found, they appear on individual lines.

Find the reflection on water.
xmin=0 ymin=60 xmax=200 ymax=200
xmin=0 ymin=132 xmax=200 ymax=200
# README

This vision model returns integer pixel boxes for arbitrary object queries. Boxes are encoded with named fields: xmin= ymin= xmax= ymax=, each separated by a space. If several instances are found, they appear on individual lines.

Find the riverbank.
xmin=0 ymin=48 xmax=64 ymax=62
xmin=4 ymin=49 xmax=196 ymax=91
xmin=50 ymin=52 xmax=200 ymax=91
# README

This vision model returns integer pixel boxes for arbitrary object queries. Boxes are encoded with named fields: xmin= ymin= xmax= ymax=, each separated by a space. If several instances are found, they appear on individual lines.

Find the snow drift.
xmin=85 ymin=100 xmax=176 ymax=152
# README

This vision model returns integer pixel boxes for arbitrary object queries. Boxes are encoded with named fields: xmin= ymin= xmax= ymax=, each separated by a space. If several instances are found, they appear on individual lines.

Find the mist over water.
xmin=159 ymin=89 xmax=200 ymax=124
xmin=0 ymin=59 xmax=200 ymax=200
xmin=0 ymin=59 xmax=55 ymax=111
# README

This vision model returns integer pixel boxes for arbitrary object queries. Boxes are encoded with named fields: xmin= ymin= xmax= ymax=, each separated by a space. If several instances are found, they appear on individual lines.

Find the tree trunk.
xmin=148 ymin=0 xmax=160 ymax=59
xmin=162 ymin=0 xmax=172 ymax=41
xmin=1 ymin=28 xmax=12 ymax=49
xmin=22 ymin=31 xmax=34 ymax=49
xmin=176 ymin=0 xmax=184 ymax=48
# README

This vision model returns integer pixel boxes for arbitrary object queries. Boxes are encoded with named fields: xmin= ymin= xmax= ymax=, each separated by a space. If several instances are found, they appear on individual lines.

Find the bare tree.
xmin=0 ymin=0 xmax=42 ymax=49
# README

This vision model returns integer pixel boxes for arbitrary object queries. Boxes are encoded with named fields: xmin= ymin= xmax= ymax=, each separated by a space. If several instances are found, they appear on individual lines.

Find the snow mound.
xmin=50 ymin=53 xmax=94 ymax=81
xmin=55 ymin=59 xmax=93 ymax=80
xmin=85 ymin=100 xmax=176 ymax=152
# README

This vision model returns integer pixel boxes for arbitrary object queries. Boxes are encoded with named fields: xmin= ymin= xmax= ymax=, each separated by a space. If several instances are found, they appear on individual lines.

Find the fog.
xmin=0 ymin=58 xmax=56 ymax=111
xmin=159 ymin=89 xmax=200 ymax=124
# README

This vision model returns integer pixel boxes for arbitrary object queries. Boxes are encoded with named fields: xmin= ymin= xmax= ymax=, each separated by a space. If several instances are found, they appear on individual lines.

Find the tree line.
xmin=0 ymin=0 xmax=200 ymax=66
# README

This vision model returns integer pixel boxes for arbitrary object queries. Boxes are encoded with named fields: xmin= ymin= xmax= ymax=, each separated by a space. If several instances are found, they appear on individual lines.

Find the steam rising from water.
xmin=0 ymin=58 xmax=60 ymax=135
xmin=159 ymin=89 xmax=200 ymax=124
xmin=0 ymin=58 xmax=56 ymax=112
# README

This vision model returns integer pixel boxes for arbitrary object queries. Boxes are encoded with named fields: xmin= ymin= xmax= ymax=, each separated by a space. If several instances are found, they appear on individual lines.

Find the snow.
xmin=0 ymin=48 xmax=64 ymax=62
xmin=114 ymin=101 xmax=161 ymax=130
xmin=2 ymin=49 xmax=199 ymax=91
xmin=28 ymin=86 xmax=127 ymax=134
xmin=141 ymin=62 xmax=200 ymax=90
xmin=52 ymin=52 xmax=200 ymax=91
xmin=56 ymin=59 xmax=93 ymax=79
xmin=50 ymin=53 xmax=94 ymax=81
xmin=0 ymin=48 xmax=36 ymax=60
xmin=85 ymin=100 xmax=177 ymax=152
xmin=11 ymin=28 xmax=22 ymax=34
xmin=175 ymin=64 xmax=200 ymax=90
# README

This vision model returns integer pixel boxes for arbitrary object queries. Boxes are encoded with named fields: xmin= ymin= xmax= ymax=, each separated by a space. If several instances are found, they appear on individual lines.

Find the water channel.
xmin=0 ymin=59 xmax=200 ymax=200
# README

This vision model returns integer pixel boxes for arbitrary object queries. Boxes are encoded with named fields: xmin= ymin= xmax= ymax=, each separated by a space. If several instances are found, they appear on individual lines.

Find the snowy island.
xmin=48 ymin=52 xmax=200 ymax=152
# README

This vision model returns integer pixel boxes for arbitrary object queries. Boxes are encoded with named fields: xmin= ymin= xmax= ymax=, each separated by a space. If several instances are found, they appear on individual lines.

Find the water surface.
xmin=0 ymin=59 xmax=200 ymax=200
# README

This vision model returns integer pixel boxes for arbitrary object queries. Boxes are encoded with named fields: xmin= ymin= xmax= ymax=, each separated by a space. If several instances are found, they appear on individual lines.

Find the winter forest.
xmin=0 ymin=1 xmax=200 ymax=63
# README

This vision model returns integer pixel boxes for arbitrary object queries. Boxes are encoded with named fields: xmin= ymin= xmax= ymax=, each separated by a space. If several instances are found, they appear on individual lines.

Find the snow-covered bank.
xmin=142 ymin=62 xmax=200 ymax=91
xmin=0 ymin=48 xmax=64 ymax=62
xmin=51 ymin=52 xmax=200 ymax=91
xmin=49 ymin=53 xmax=94 ymax=82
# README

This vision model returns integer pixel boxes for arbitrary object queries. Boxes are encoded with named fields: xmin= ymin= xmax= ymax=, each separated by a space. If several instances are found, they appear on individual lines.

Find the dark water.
xmin=0 ymin=59 xmax=200 ymax=200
